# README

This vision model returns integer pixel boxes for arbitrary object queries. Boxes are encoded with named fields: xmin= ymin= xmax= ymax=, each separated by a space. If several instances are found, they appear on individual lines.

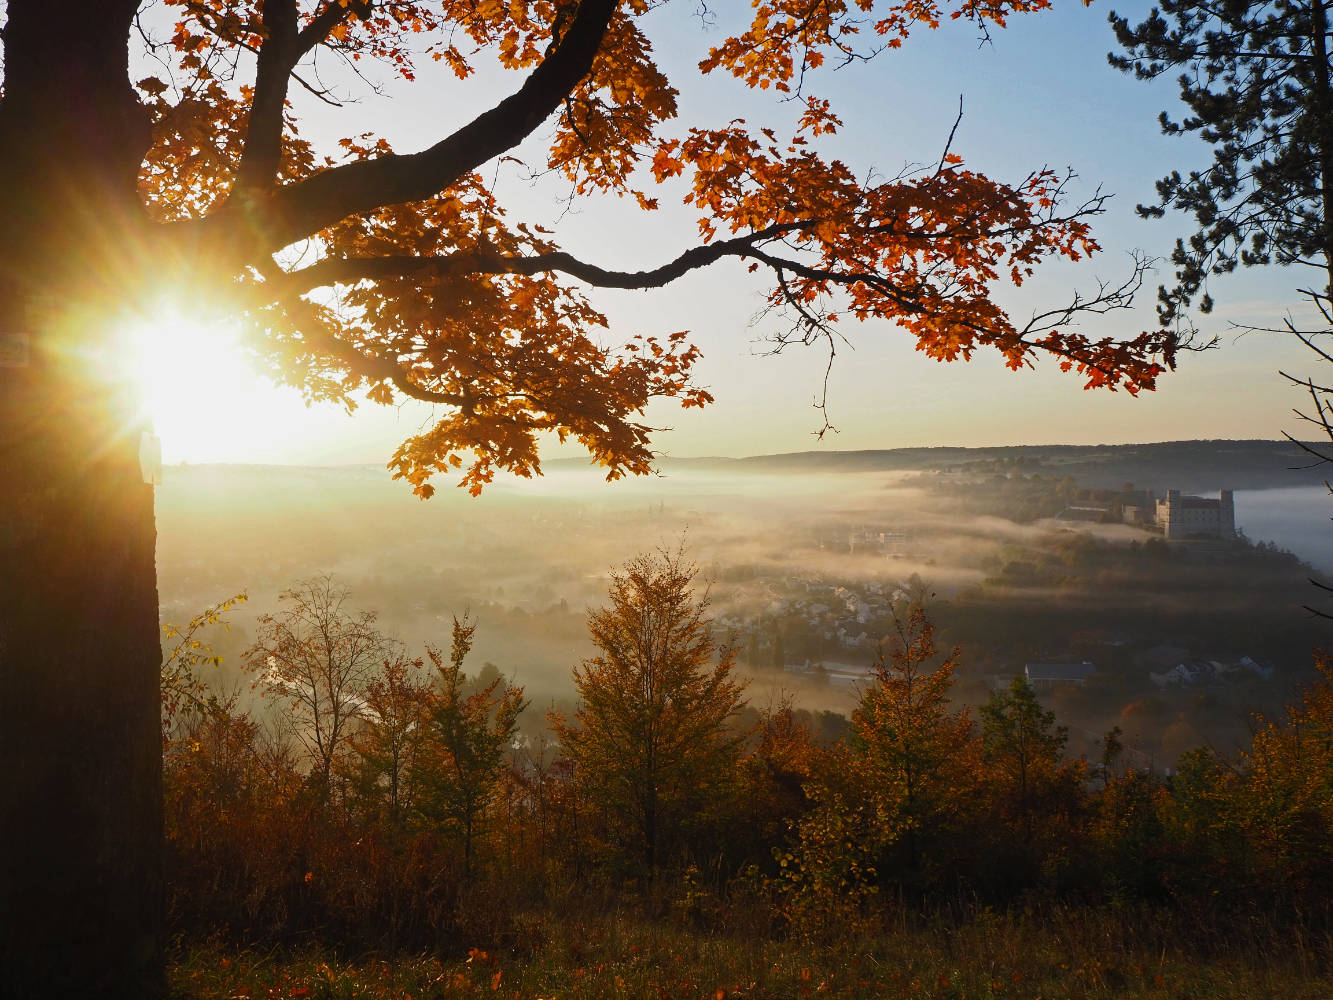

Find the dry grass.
xmin=170 ymin=902 xmax=1333 ymax=1000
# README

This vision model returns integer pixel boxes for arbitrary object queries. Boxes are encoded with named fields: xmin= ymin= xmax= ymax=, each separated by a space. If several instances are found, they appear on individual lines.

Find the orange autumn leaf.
xmin=123 ymin=0 xmax=1178 ymax=500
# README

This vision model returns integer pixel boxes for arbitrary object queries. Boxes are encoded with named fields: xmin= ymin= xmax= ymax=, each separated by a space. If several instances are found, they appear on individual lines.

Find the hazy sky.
xmin=135 ymin=0 xmax=1324 ymax=468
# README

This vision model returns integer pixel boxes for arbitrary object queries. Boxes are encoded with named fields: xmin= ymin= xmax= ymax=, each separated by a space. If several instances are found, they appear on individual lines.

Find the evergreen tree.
xmin=420 ymin=618 xmax=527 ymax=874
xmin=980 ymin=678 xmax=1075 ymax=845
xmin=1109 ymin=0 xmax=1333 ymax=321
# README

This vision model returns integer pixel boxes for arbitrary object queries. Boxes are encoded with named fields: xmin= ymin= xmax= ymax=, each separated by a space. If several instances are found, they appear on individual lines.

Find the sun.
xmin=117 ymin=303 xmax=429 ymax=467
xmin=123 ymin=309 xmax=291 ymax=464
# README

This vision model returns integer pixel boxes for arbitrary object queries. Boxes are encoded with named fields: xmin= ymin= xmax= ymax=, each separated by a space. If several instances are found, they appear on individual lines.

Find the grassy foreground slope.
xmin=172 ymin=906 xmax=1332 ymax=1000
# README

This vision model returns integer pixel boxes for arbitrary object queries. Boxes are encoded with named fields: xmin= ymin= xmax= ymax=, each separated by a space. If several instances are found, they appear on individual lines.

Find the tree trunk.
xmin=643 ymin=789 xmax=657 ymax=872
xmin=0 ymin=3 xmax=164 ymax=996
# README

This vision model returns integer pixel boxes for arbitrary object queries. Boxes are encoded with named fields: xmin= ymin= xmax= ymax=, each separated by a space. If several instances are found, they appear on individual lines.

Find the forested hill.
xmin=630 ymin=439 xmax=1332 ymax=492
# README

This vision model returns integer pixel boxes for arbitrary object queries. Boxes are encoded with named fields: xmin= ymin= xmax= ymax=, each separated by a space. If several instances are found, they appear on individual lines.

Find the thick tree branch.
xmin=296 ymin=1 xmax=363 ymax=58
xmin=268 ymin=223 xmax=800 ymax=298
xmin=218 ymin=0 xmax=619 ymax=255
xmin=234 ymin=1 xmax=362 ymax=192
xmin=234 ymin=0 xmax=300 ymax=193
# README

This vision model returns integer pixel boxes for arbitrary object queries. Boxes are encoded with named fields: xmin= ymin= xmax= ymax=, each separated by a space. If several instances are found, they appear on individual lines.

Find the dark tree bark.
xmin=0 ymin=2 xmax=165 ymax=996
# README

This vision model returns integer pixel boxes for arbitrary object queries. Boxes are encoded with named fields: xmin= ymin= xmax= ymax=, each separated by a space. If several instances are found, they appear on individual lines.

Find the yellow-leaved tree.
xmin=552 ymin=550 xmax=745 ymax=872
xmin=853 ymin=608 xmax=980 ymax=893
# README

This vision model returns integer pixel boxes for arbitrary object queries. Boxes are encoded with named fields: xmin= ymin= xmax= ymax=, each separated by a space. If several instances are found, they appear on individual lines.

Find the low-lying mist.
xmin=159 ymin=464 xmax=996 ymax=689
xmin=156 ymin=455 xmax=1327 ymax=764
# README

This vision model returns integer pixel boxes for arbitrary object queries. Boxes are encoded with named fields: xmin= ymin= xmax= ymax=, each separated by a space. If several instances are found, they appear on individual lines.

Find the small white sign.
xmin=139 ymin=432 xmax=163 ymax=486
xmin=0 ymin=332 xmax=29 ymax=368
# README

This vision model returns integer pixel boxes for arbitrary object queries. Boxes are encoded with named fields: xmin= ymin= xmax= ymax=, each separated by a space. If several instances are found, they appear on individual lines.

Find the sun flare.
xmin=124 ymin=310 xmax=283 ymax=464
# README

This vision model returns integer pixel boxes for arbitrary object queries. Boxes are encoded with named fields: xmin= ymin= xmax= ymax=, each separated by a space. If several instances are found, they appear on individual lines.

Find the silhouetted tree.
xmin=981 ymin=677 xmax=1075 ymax=844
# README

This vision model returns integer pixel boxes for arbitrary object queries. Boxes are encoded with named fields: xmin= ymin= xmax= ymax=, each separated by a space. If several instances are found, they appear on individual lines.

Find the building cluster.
xmin=814 ymin=525 xmax=914 ymax=558
xmin=1149 ymin=655 xmax=1273 ymax=689
xmin=1055 ymin=487 xmax=1237 ymax=540
xmin=713 ymin=574 xmax=907 ymax=674
xmin=1024 ymin=661 xmax=1098 ymax=689
xmin=1123 ymin=488 xmax=1236 ymax=540
xmin=986 ymin=661 xmax=1099 ymax=693
xmin=987 ymin=650 xmax=1275 ymax=696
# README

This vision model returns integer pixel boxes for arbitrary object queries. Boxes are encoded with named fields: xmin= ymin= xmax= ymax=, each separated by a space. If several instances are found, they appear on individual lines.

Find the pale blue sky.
xmin=130 ymin=0 xmax=1326 ymax=466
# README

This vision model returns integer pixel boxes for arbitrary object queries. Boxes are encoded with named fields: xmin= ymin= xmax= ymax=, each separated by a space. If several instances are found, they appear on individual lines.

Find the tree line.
xmin=162 ymin=551 xmax=1333 ymax=952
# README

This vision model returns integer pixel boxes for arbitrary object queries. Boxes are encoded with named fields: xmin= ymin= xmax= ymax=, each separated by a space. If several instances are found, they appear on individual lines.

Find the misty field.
xmin=157 ymin=457 xmax=1325 ymax=767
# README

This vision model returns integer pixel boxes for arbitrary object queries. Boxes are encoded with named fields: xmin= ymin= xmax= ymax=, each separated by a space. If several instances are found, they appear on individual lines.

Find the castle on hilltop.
xmin=1150 ymin=489 xmax=1235 ymax=540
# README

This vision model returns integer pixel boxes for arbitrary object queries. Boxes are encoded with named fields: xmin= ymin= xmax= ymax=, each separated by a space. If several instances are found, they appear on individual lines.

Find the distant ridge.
xmin=554 ymin=439 xmax=1333 ymax=492
xmin=173 ymin=440 xmax=1333 ymax=495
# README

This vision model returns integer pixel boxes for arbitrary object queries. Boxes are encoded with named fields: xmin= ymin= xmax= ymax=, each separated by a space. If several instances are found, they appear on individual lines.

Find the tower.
xmin=1160 ymin=489 xmax=1181 ymax=539
xmin=1218 ymin=489 xmax=1235 ymax=538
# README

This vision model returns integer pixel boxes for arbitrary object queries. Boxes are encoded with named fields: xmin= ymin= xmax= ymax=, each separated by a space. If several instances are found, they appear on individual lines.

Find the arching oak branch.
xmin=268 ymin=223 xmax=802 ymax=297
xmin=210 ymin=0 xmax=619 ymax=255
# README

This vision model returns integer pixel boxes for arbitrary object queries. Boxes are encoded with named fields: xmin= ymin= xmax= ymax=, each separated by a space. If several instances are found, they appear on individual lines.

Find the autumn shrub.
xmin=771 ymin=784 xmax=882 ymax=940
xmin=164 ymin=692 xmax=528 ymax=951
xmin=164 ymin=703 xmax=316 ymax=941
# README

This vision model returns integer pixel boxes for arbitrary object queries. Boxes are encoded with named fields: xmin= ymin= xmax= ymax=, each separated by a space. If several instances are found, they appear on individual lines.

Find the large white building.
xmin=1154 ymin=489 xmax=1235 ymax=540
